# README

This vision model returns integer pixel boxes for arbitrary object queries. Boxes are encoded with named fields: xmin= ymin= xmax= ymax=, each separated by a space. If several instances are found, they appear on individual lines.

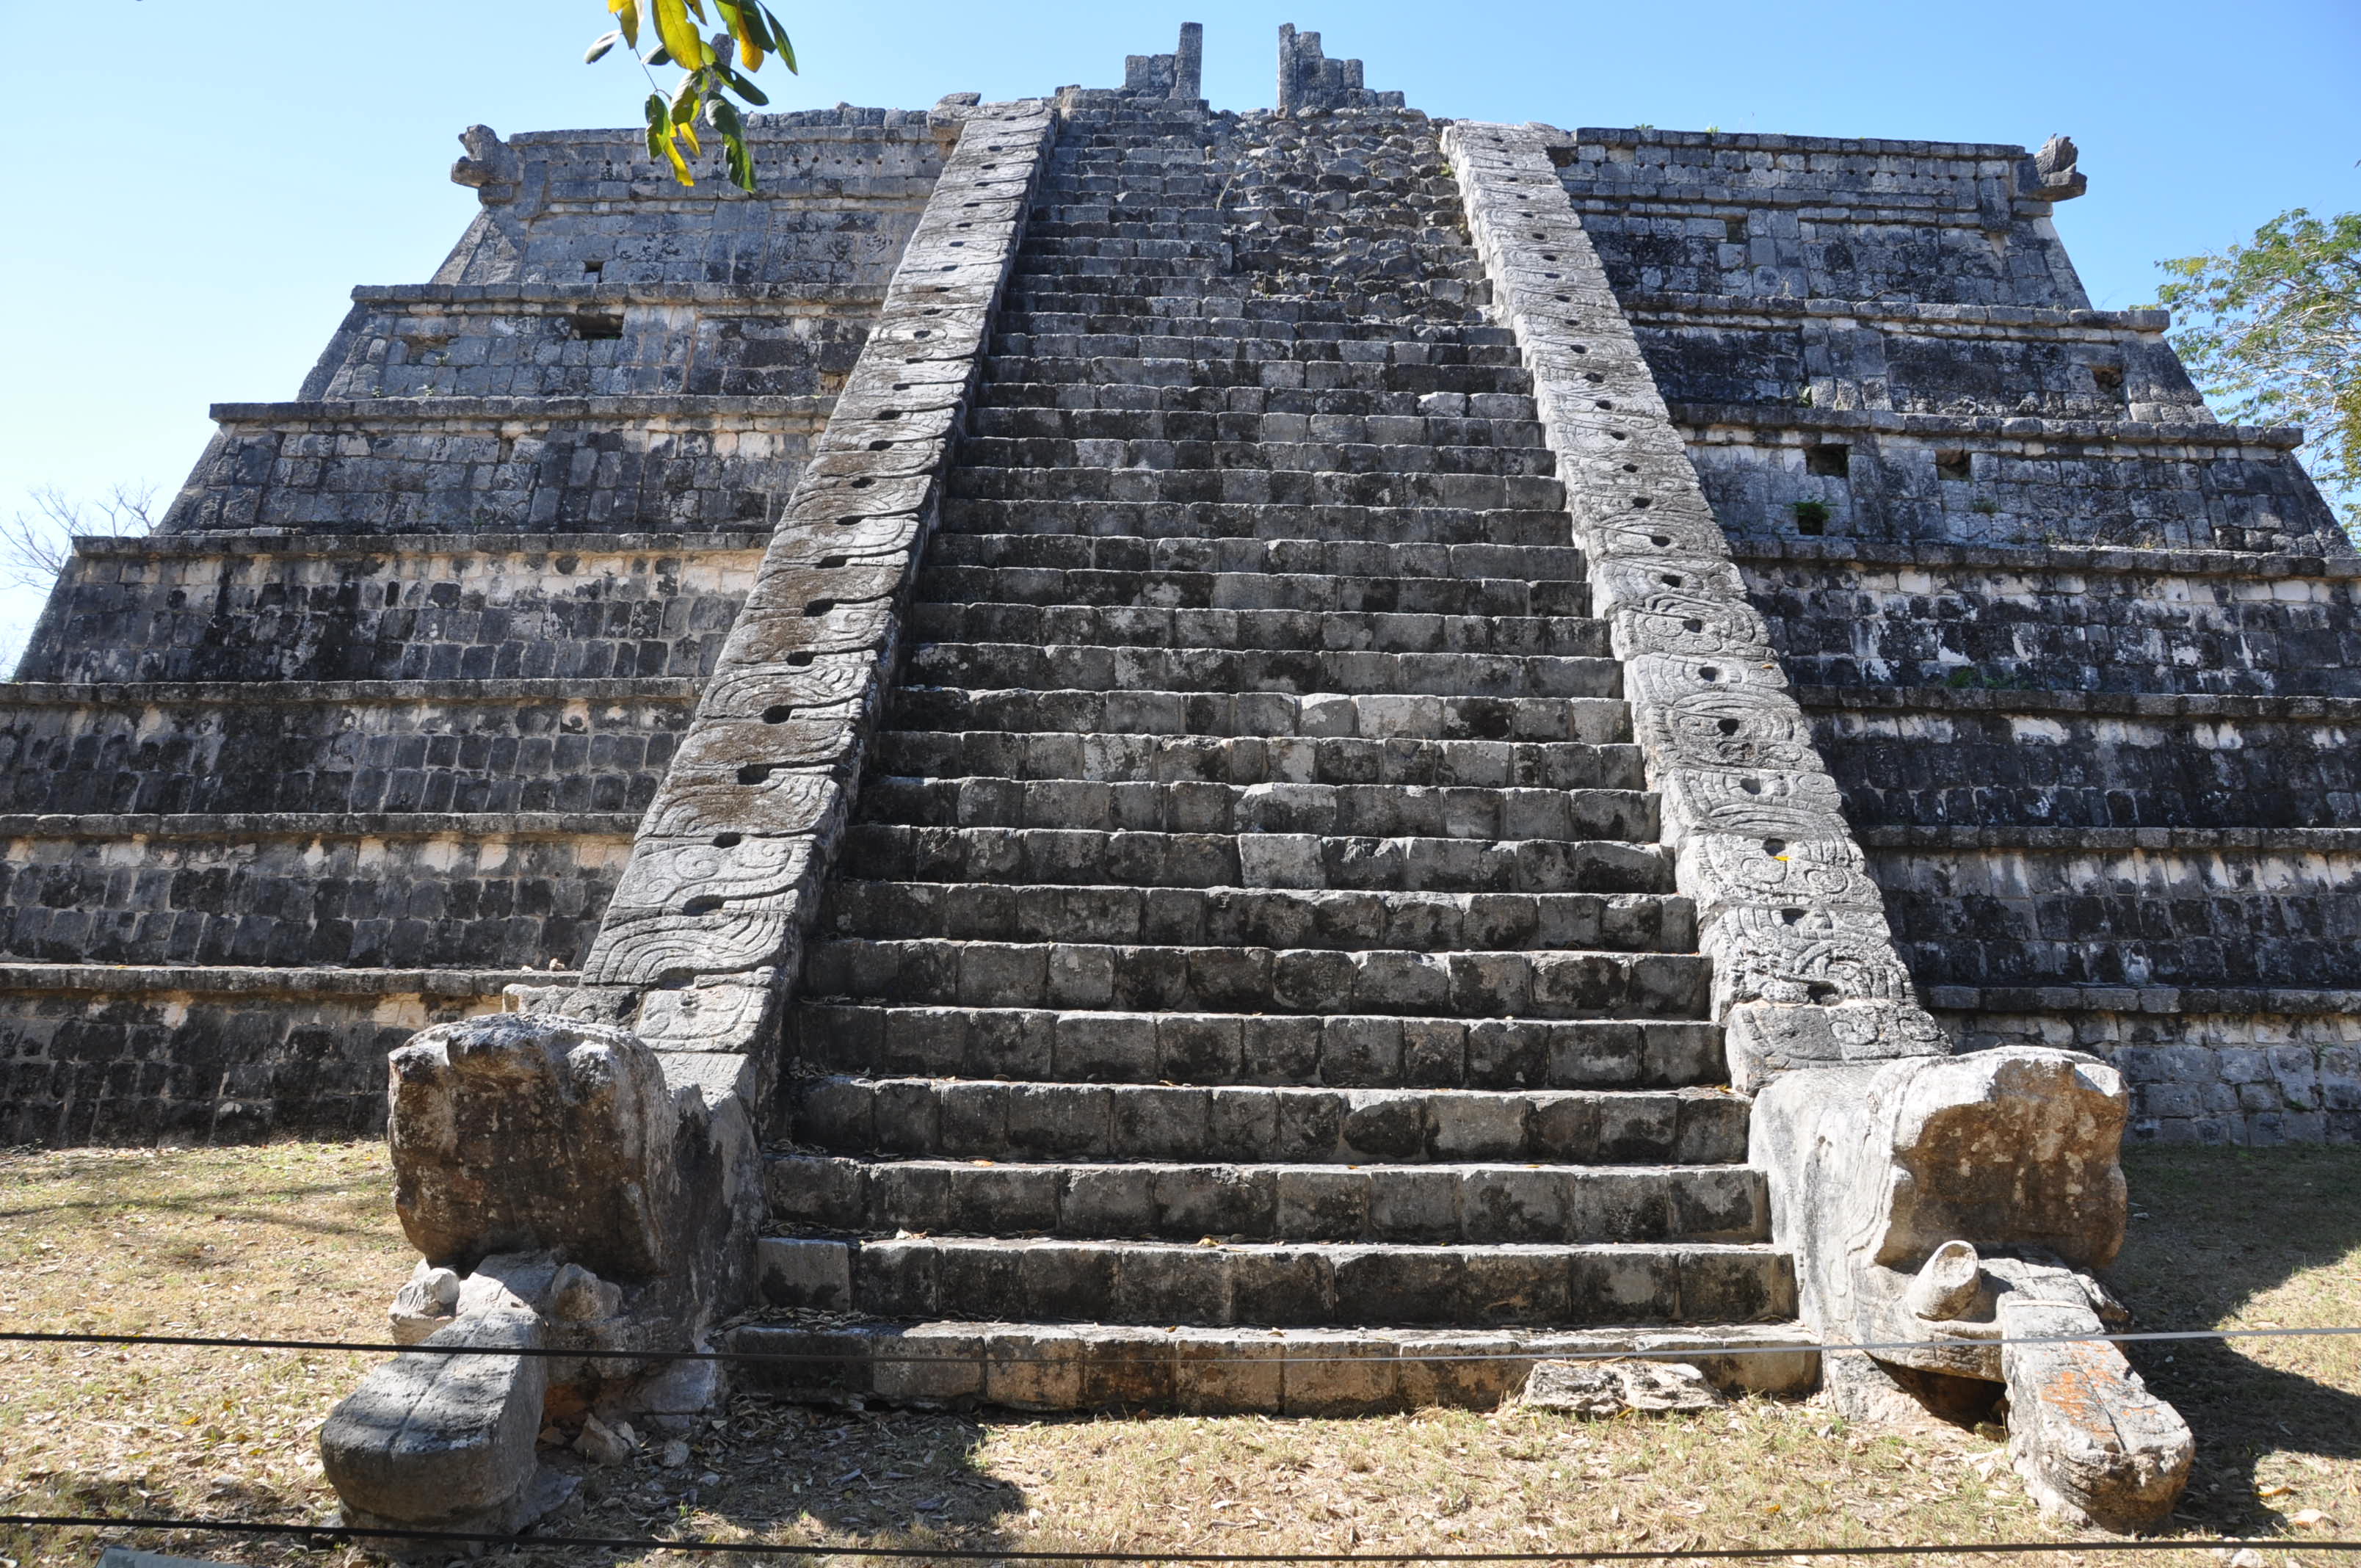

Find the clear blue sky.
xmin=3 ymin=0 xmax=2355 ymax=650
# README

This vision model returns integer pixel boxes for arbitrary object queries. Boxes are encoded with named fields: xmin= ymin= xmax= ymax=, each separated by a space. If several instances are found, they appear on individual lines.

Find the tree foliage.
xmin=2158 ymin=208 xmax=2361 ymax=531
xmin=586 ymin=0 xmax=797 ymax=192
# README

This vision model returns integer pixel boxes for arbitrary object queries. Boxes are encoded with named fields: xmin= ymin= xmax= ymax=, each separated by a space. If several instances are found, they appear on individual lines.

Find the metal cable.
xmin=7 ymin=1514 xmax=2361 ymax=1561
xmin=6 ymin=1323 xmax=2357 ymax=1367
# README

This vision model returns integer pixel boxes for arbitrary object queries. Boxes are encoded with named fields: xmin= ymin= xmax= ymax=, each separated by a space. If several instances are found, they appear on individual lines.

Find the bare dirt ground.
xmin=3 ymin=1139 xmax=2357 ymax=1568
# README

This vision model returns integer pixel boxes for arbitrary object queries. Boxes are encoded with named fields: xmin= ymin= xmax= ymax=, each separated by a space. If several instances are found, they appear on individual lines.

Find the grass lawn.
xmin=4 ymin=1140 xmax=2359 ymax=1567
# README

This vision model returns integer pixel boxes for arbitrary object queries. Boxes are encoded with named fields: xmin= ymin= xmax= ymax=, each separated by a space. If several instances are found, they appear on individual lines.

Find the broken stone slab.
xmin=2001 ymin=1294 xmax=2193 ymax=1533
xmin=390 ymin=1015 xmax=675 ymax=1277
xmin=1751 ymin=1045 xmax=2190 ymax=1528
xmin=319 ymin=1312 xmax=573 ymax=1547
xmin=1518 ymin=1357 xmax=1722 ymax=1417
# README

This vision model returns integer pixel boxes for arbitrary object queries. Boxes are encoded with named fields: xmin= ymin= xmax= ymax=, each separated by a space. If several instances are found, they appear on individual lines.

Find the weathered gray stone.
xmin=319 ymin=1313 xmax=554 ymax=1538
xmin=1519 ymin=1357 xmax=1722 ymax=1416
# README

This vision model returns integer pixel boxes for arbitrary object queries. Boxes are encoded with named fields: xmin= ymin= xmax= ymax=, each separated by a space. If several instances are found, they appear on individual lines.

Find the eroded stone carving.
xmin=1752 ymin=1049 xmax=2191 ymax=1529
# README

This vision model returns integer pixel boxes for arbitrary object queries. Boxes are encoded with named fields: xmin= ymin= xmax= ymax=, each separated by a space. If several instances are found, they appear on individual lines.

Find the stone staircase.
xmin=737 ymin=98 xmax=1803 ymax=1409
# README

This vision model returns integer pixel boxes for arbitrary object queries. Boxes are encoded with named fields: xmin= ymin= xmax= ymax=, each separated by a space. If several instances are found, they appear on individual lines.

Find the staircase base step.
xmin=725 ymin=1319 xmax=1818 ymax=1412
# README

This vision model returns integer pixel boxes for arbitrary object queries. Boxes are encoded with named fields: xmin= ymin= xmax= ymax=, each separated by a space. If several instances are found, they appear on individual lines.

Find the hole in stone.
xmin=1597 ymin=400 xmax=1615 ymax=410
xmin=567 ymin=308 xmax=624 ymax=341
xmin=878 ymin=410 xmax=904 ymax=421
xmin=819 ymin=555 xmax=849 ymax=568
xmin=736 ymin=763 xmax=772 ymax=785
xmin=2092 ymin=364 xmax=2124 ymax=391
xmin=805 ymin=600 xmax=836 ymax=616
xmin=1741 ymin=777 xmax=1763 ymax=795
xmin=1584 ymin=373 xmax=1605 ymax=384
xmin=1780 ymin=907 xmax=1806 ymax=924
xmin=1682 ymin=618 xmax=1704 ymax=633
xmin=1806 ymin=443 xmax=1851 ymax=478
xmin=1623 ymin=464 xmax=1639 ymax=473
xmin=581 ymin=258 xmax=605 ymax=276
xmin=850 ymin=478 xmax=874 ymax=488
xmin=763 ymin=705 xmax=795 ymax=722
xmin=682 ymin=896 xmax=725 ymax=915
xmin=713 ymin=832 xmax=741 ymax=847
xmin=1716 ymin=716 xmax=1741 ymax=735
xmin=1936 ymin=449 xmax=1972 ymax=482
xmin=868 ymin=440 xmax=895 ymax=451
xmin=1658 ymin=573 xmax=1685 ymax=587
xmin=1723 ymin=216 xmax=1747 ymax=244
xmin=1762 ymin=838 xmax=1788 ymax=856
xmin=1650 ymin=534 xmax=1671 ymax=546
xmin=1792 ymin=501 xmax=1829 ymax=536
xmin=1631 ymin=496 xmax=1651 ymax=509
xmin=1805 ymin=982 xmax=1841 ymax=1004
xmin=786 ymin=651 xmax=816 ymax=667
xmin=834 ymin=516 xmax=862 ymax=526
xmin=1698 ymin=666 xmax=1722 ymax=681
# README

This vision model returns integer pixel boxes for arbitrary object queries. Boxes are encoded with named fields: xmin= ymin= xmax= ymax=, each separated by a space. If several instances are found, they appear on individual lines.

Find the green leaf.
xmin=645 ymin=43 xmax=672 ymax=65
xmin=725 ymin=131 xmax=756 ymax=193
xmin=762 ymin=8 xmax=796 ymax=73
xmin=609 ymin=0 xmax=641 ymax=48
xmin=643 ymin=91 xmax=670 ymax=161
xmin=706 ymin=98 xmax=744 ymax=137
xmin=584 ymin=29 xmax=621 ymax=63
xmin=722 ymin=65 xmax=768 ymax=106
xmin=671 ymin=71 xmax=702 ymax=126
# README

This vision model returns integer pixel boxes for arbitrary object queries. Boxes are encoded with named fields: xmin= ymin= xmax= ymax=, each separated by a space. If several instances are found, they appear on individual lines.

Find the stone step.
xmin=785 ymin=1005 xmax=1725 ymax=1089
xmin=902 ymin=643 xmax=1622 ymax=701
xmin=925 ymin=526 xmax=1586 ymax=581
xmin=968 ymin=405 xmax=1548 ymax=449
xmin=908 ymin=600 xmax=1611 ymax=658
xmin=836 ymin=824 xmax=1673 ymax=894
xmin=929 ymin=517 xmax=1586 ymax=572
xmin=766 ymin=1156 xmax=1768 ymax=1245
xmin=725 ymin=1319 xmax=1817 ymax=1412
xmin=786 ymin=1076 xmax=1745 ymax=1166
xmin=755 ymin=1235 xmax=1794 ymax=1329
xmin=884 ymin=686 xmax=1631 ymax=745
xmin=915 ymin=565 xmax=1585 ymax=619
xmin=986 ymin=336 xmax=1530 ymax=372
xmin=984 ymin=355 xmax=1534 ymax=398
xmin=949 ymin=464 xmax=1562 ymax=511
xmin=871 ymin=730 xmax=1647 ymax=793
xmin=854 ymin=776 xmax=1658 ymax=842
xmin=817 ymin=882 xmax=1694 ymax=954
xmin=953 ymin=436 xmax=1556 ymax=482
xmin=992 ymin=316 xmax=1521 ymax=363
xmin=975 ymin=380 xmax=1538 ymax=421
xmin=799 ymin=940 xmax=1712 ymax=1019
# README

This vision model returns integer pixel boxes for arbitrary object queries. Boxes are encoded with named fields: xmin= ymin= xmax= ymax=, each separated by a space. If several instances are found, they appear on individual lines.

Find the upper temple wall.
xmin=1553 ymin=127 xmax=2089 ymax=308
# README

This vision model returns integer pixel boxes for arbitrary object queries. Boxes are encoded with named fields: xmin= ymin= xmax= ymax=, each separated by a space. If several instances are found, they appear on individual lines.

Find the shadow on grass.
xmin=2111 ymin=1145 xmax=2361 ymax=1531
xmin=528 ymin=1399 xmax=1033 ymax=1564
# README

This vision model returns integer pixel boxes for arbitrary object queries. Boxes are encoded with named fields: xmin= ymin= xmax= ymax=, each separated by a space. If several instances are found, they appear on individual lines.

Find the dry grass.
xmin=3 ymin=1140 xmax=2358 ymax=1568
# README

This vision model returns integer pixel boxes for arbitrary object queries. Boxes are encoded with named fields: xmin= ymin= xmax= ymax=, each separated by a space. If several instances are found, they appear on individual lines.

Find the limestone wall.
xmin=1558 ymin=128 xmax=2089 ymax=308
xmin=18 ymin=532 xmax=764 ymax=684
xmin=0 ymin=682 xmax=694 ymax=816
xmin=1 ymin=107 xmax=948 ymax=1141
xmin=1736 ymin=540 xmax=2361 ymax=697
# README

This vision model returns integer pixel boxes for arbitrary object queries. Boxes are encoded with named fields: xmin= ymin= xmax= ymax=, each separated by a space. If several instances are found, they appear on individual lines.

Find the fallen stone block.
xmin=2001 ymin=1295 xmax=2194 ymax=1533
xmin=319 ymin=1312 xmax=573 ymax=1550
xmin=1518 ymin=1357 xmax=1722 ymax=1417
